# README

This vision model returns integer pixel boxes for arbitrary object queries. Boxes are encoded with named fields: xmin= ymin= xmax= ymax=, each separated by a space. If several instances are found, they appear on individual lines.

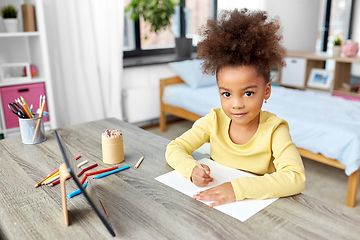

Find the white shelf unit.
xmin=0 ymin=0 xmax=56 ymax=139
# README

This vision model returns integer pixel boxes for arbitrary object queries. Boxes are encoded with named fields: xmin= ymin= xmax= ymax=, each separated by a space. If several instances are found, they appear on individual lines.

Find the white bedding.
xmin=163 ymin=83 xmax=360 ymax=176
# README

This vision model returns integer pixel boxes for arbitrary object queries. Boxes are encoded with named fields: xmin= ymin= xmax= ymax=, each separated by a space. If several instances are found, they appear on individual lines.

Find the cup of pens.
xmin=8 ymin=95 xmax=47 ymax=144
xmin=19 ymin=115 xmax=46 ymax=144
xmin=102 ymin=129 xmax=124 ymax=164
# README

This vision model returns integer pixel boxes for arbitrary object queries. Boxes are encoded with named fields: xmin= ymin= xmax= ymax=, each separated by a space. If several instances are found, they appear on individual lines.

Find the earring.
xmin=264 ymin=99 xmax=267 ymax=103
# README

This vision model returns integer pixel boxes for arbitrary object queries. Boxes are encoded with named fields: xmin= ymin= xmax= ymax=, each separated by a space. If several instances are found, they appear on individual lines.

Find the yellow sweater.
xmin=165 ymin=108 xmax=306 ymax=201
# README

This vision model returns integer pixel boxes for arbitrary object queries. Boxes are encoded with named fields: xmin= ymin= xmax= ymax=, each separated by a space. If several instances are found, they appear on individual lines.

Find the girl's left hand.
xmin=193 ymin=182 xmax=236 ymax=207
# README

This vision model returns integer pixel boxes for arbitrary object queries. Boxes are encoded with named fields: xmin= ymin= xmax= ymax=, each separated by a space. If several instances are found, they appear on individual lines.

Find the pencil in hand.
xmin=195 ymin=161 xmax=216 ymax=186
xmin=195 ymin=161 xmax=211 ymax=175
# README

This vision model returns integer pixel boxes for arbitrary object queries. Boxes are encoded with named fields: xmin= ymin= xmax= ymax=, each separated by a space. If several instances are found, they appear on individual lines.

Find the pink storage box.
xmin=1 ymin=83 xmax=49 ymax=129
xmin=333 ymin=93 xmax=360 ymax=102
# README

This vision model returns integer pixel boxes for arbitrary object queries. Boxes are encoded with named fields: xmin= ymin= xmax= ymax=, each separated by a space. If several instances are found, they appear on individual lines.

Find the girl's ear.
xmin=264 ymin=82 xmax=271 ymax=100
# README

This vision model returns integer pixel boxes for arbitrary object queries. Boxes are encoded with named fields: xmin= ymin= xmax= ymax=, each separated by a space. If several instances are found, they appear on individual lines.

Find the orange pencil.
xmin=21 ymin=96 xmax=33 ymax=118
xmin=32 ymin=96 xmax=46 ymax=142
xmin=34 ymin=168 xmax=59 ymax=188
xmin=16 ymin=99 xmax=30 ymax=118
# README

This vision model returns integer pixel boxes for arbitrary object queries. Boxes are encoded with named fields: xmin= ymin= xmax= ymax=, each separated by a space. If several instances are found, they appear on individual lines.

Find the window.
xmin=316 ymin=0 xmax=354 ymax=53
xmin=140 ymin=15 xmax=176 ymax=49
xmin=185 ymin=0 xmax=213 ymax=45
xmin=124 ymin=0 xmax=135 ymax=51
xmin=124 ymin=0 xmax=217 ymax=57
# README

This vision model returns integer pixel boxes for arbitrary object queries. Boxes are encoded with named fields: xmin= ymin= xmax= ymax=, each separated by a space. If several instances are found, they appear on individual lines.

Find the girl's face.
xmin=217 ymin=65 xmax=271 ymax=128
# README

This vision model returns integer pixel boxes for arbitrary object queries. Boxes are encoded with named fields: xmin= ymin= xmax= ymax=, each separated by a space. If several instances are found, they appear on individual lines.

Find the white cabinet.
xmin=122 ymin=64 xmax=176 ymax=124
xmin=0 ymin=0 xmax=56 ymax=139
xmin=280 ymin=57 xmax=307 ymax=88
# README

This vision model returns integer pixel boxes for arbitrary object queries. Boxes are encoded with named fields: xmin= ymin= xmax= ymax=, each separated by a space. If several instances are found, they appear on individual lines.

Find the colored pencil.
xmin=34 ymin=168 xmax=59 ymax=188
xmin=77 ymin=160 xmax=88 ymax=168
xmin=93 ymin=165 xmax=130 ymax=179
xmin=195 ymin=161 xmax=205 ymax=170
xmin=80 ymin=175 xmax=87 ymax=185
xmin=77 ymin=163 xmax=98 ymax=177
xmin=134 ymin=156 xmax=145 ymax=169
xmin=39 ymin=94 xmax=42 ymax=110
xmin=43 ymin=175 xmax=60 ymax=185
xmin=21 ymin=96 xmax=33 ymax=118
xmin=39 ymin=171 xmax=59 ymax=186
xmin=100 ymin=200 xmax=108 ymax=216
xmin=41 ymin=171 xmax=60 ymax=185
xmin=32 ymin=95 xmax=45 ymax=142
xmin=195 ymin=161 xmax=214 ymax=183
xmin=80 ymin=166 xmax=119 ymax=185
xmin=16 ymin=99 xmax=30 ymax=118
xmin=75 ymin=154 xmax=81 ymax=160
xmin=48 ymin=179 xmax=60 ymax=187
xmin=47 ymin=176 xmax=71 ymax=187
xmin=47 ymin=168 xmax=60 ymax=177
xmin=67 ymin=182 xmax=88 ymax=198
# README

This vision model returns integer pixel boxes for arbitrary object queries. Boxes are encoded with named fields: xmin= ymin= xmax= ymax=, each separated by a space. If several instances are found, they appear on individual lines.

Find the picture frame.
xmin=0 ymin=63 xmax=31 ymax=82
xmin=307 ymin=68 xmax=334 ymax=90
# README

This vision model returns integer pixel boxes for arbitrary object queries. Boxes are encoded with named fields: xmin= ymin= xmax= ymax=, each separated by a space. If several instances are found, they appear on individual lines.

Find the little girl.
xmin=165 ymin=8 xmax=306 ymax=207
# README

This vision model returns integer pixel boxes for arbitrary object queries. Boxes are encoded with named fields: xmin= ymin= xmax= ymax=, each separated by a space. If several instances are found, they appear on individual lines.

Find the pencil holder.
xmin=102 ymin=135 xmax=124 ymax=164
xmin=18 ymin=116 xmax=46 ymax=144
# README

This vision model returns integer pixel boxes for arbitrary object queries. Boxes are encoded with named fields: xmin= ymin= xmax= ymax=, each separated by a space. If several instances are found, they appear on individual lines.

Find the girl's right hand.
xmin=191 ymin=164 xmax=214 ymax=187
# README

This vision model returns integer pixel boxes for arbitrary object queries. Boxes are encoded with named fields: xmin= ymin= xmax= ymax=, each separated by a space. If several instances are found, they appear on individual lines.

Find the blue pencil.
xmin=93 ymin=165 xmax=130 ymax=179
xmin=67 ymin=182 xmax=88 ymax=198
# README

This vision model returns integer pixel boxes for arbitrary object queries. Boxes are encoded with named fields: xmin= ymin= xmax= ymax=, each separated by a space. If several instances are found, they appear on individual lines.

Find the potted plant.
xmin=333 ymin=36 xmax=342 ymax=57
xmin=125 ymin=0 xmax=193 ymax=58
xmin=1 ymin=4 xmax=18 ymax=32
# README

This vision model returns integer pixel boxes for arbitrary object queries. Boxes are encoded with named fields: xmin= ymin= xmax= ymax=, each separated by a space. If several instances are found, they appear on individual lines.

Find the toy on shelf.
xmin=23 ymin=64 xmax=38 ymax=78
xmin=342 ymin=40 xmax=359 ymax=57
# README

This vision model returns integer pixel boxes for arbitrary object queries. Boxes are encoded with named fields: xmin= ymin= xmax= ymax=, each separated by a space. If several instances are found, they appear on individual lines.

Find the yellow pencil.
xmin=43 ymin=175 xmax=60 ymax=185
xmin=34 ymin=169 xmax=59 ymax=188
xmin=41 ymin=171 xmax=59 ymax=185
xmin=21 ymin=96 xmax=33 ymax=118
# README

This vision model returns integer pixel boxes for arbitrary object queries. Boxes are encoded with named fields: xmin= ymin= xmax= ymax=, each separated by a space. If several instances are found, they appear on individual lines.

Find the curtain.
xmin=43 ymin=0 xmax=123 ymax=128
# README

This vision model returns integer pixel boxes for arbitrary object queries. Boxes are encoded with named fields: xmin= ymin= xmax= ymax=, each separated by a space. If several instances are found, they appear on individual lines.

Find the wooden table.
xmin=1 ymin=118 xmax=360 ymax=239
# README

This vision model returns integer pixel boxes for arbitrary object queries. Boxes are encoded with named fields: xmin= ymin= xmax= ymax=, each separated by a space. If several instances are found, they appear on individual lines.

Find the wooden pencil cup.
xmin=102 ymin=135 xmax=124 ymax=164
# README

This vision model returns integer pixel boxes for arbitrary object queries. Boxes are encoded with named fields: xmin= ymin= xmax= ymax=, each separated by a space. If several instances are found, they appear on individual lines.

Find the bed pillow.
xmin=169 ymin=59 xmax=217 ymax=88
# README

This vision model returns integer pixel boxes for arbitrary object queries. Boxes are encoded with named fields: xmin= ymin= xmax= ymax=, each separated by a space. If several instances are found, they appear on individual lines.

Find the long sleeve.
xmin=165 ymin=111 xmax=214 ymax=180
xmin=230 ymin=123 xmax=306 ymax=200
xmin=165 ymin=108 xmax=306 ymax=201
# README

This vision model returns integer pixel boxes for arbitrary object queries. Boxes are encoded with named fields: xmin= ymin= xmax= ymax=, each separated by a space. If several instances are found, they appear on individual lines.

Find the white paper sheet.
xmin=155 ymin=158 xmax=277 ymax=222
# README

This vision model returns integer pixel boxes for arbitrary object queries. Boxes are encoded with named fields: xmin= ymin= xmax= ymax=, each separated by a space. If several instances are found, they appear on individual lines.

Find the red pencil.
xmin=48 ymin=179 xmax=60 ymax=187
xmin=87 ymin=166 xmax=119 ymax=176
xmin=81 ymin=175 xmax=87 ymax=185
xmin=80 ymin=166 xmax=119 ymax=185
xmin=47 ymin=176 xmax=71 ymax=187
xmin=77 ymin=163 xmax=98 ymax=177
xmin=34 ymin=167 xmax=60 ymax=188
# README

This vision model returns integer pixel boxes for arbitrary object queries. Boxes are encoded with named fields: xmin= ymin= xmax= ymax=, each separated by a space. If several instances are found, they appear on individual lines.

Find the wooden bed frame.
xmin=160 ymin=76 xmax=360 ymax=207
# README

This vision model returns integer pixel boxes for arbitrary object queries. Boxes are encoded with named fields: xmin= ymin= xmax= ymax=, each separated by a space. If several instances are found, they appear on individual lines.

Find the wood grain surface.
xmin=0 ymin=118 xmax=360 ymax=239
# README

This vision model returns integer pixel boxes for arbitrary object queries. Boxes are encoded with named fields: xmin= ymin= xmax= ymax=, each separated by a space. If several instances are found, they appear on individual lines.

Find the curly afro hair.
xmin=197 ymin=8 xmax=286 ymax=82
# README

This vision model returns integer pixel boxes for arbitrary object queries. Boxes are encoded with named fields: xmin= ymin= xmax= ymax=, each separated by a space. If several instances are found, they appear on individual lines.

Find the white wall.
xmin=350 ymin=0 xmax=360 ymax=42
xmin=218 ymin=0 xmax=321 ymax=52
xmin=350 ymin=0 xmax=360 ymax=76
xmin=265 ymin=0 xmax=321 ymax=52
xmin=217 ymin=0 xmax=265 ymax=11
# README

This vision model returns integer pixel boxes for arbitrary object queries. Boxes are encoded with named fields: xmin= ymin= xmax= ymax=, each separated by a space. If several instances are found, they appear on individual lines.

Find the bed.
xmin=160 ymin=75 xmax=360 ymax=207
